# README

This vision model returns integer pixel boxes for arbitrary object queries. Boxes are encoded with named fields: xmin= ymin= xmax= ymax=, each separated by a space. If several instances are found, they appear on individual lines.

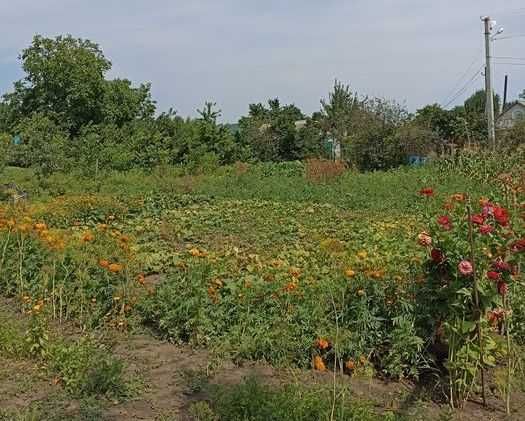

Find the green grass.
xmin=188 ymin=376 xmax=412 ymax=421
xmin=3 ymin=161 xmax=498 ymax=215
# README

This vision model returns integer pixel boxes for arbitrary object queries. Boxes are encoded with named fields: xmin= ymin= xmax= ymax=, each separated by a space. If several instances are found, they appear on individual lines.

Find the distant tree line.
xmin=0 ymin=35 xmax=524 ymax=177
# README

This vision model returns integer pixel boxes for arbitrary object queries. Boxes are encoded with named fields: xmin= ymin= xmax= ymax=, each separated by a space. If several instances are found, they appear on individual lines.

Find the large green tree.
xmin=2 ymin=35 xmax=155 ymax=134
xmin=320 ymin=80 xmax=359 ymax=158
xmin=238 ymin=99 xmax=305 ymax=161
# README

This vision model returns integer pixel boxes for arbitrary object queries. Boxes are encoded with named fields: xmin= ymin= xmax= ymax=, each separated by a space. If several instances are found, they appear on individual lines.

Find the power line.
xmin=494 ymin=62 xmax=525 ymax=66
xmin=440 ymin=53 xmax=482 ymax=105
xmin=492 ymin=56 xmax=525 ymax=61
xmin=494 ymin=34 xmax=525 ymax=41
xmin=443 ymin=67 xmax=483 ymax=109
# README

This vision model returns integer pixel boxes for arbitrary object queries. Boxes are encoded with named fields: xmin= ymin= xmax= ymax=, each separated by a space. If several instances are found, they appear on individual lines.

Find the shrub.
xmin=305 ymin=158 xmax=346 ymax=183
xmin=12 ymin=113 xmax=69 ymax=178
xmin=48 ymin=338 xmax=126 ymax=398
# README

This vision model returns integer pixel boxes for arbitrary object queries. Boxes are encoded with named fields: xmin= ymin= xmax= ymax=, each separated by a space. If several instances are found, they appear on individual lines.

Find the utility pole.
xmin=502 ymin=75 xmax=508 ymax=113
xmin=482 ymin=16 xmax=496 ymax=149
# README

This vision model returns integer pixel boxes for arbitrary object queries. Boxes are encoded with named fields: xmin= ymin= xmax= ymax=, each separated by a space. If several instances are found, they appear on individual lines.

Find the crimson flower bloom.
xmin=492 ymin=259 xmax=512 ymax=273
xmin=511 ymin=239 xmax=525 ymax=253
xmin=487 ymin=271 xmax=501 ymax=281
xmin=471 ymin=214 xmax=485 ymax=225
xmin=493 ymin=206 xmax=510 ymax=226
xmin=497 ymin=281 xmax=509 ymax=297
xmin=419 ymin=187 xmax=434 ymax=197
xmin=458 ymin=260 xmax=473 ymax=276
xmin=431 ymin=248 xmax=445 ymax=264
xmin=479 ymin=224 xmax=494 ymax=235
xmin=437 ymin=215 xmax=452 ymax=231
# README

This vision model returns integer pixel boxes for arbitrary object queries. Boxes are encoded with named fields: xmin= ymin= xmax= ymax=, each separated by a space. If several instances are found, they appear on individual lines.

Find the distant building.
xmin=496 ymin=101 xmax=525 ymax=130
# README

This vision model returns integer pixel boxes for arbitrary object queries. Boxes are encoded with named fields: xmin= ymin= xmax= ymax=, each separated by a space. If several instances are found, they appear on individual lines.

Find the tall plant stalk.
xmin=503 ymin=294 xmax=512 ymax=415
xmin=466 ymin=199 xmax=486 ymax=406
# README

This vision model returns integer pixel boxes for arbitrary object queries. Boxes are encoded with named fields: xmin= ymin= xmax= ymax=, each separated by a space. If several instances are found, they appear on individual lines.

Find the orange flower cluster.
xmin=315 ymin=338 xmax=330 ymax=350
xmin=98 ymin=259 xmax=123 ymax=273
xmin=81 ymin=231 xmax=95 ymax=243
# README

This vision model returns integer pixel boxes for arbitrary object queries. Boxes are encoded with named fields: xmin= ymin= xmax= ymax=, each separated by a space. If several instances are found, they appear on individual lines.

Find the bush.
xmin=0 ymin=133 xmax=9 ymax=175
xmin=11 ymin=113 xmax=69 ymax=178
xmin=48 ymin=338 xmax=126 ymax=398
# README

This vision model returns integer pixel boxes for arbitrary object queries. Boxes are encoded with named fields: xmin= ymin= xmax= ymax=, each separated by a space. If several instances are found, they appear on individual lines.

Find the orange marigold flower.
xmin=315 ymin=338 xmax=330 ymax=350
xmin=108 ymin=263 xmax=123 ymax=273
xmin=188 ymin=247 xmax=206 ymax=257
xmin=451 ymin=193 xmax=466 ymax=202
xmin=81 ymin=231 xmax=95 ymax=243
xmin=313 ymin=355 xmax=326 ymax=371
xmin=345 ymin=268 xmax=356 ymax=278
xmin=345 ymin=360 xmax=356 ymax=371
xmin=137 ymin=273 xmax=146 ymax=284
xmin=283 ymin=281 xmax=298 ymax=292
xmin=288 ymin=267 xmax=301 ymax=278
xmin=99 ymin=259 xmax=110 ymax=269
xmin=34 ymin=222 xmax=47 ymax=231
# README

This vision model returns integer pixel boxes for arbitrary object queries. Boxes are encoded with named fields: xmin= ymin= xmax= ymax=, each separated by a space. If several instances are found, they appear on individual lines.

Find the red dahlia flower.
xmin=437 ymin=215 xmax=452 ymax=230
xmin=419 ymin=187 xmax=434 ymax=197
xmin=471 ymin=214 xmax=485 ymax=225
xmin=487 ymin=271 xmax=501 ymax=281
xmin=511 ymin=239 xmax=525 ymax=253
xmin=497 ymin=281 xmax=509 ymax=297
xmin=431 ymin=248 xmax=445 ymax=264
xmin=493 ymin=206 xmax=510 ymax=226
xmin=492 ymin=259 xmax=512 ymax=273
xmin=479 ymin=225 xmax=494 ymax=235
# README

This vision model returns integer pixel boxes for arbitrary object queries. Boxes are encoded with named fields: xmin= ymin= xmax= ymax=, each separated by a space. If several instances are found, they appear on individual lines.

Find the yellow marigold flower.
xmin=188 ymin=247 xmax=207 ymax=257
xmin=357 ymin=251 xmax=368 ymax=259
xmin=345 ymin=268 xmax=356 ymax=278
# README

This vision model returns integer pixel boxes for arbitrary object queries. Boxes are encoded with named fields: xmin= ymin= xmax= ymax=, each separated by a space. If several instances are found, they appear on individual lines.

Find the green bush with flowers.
xmin=416 ymin=186 xmax=525 ymax=411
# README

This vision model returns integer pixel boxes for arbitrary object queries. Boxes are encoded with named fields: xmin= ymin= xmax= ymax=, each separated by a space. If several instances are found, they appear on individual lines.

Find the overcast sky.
xmin=0 ymin=1 xmax=524 ymax=121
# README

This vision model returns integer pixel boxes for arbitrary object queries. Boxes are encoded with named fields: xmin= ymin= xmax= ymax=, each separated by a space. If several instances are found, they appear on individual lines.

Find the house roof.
xmin=498 ymin=101 xmax=525 ymax=118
